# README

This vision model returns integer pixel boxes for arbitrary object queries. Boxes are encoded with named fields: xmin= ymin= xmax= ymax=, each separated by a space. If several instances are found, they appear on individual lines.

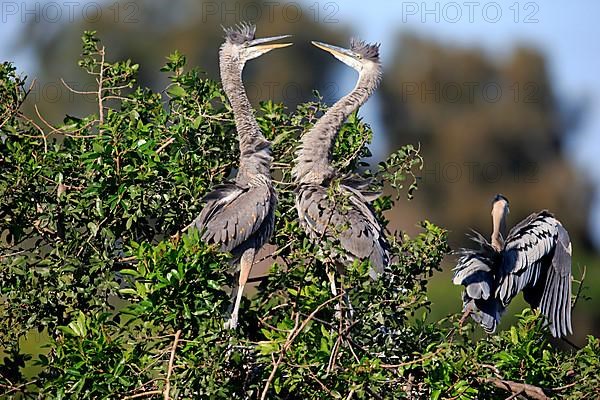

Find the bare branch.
xmin=163 ymin=330 xmax=181 ymax=400
xmin=17 ymin=111 xmax=47 ymax=153
xmin=60 ymin=78 xmax=96 ymax=95
xmin=478 ymin=377 xmax=549 ymax=400
xmin=123 ymin=390 xmax=163 ymax=400
xmin=0 ymin=379 xmax=39 ymax=397
xmin=156 ymin=137 xmax=175 ymax=154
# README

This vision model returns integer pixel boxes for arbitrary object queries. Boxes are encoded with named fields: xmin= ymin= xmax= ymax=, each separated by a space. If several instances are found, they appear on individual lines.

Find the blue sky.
xmin=1 ymin=0 xmax=599 ymax=245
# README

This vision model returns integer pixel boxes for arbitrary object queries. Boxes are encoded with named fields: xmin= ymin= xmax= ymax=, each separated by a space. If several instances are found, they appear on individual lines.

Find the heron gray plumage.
xmin=293 ymin=39 xmax=390 ymax=294
xmin=453 ymin=194 xmax=573 ymax=338
xmin=194 ymin=23 xmax=291 ymax=329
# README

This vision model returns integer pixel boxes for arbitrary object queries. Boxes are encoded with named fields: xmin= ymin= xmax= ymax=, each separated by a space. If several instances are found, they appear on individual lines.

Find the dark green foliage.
xmin=1 ymin=33 xmax=598 ymax=399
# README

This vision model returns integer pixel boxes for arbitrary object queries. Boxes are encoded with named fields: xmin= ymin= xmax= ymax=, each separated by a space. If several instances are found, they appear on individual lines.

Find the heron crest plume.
xmin=350 ymin=38 xmax=381 ymax=61
xmin=222 ymin=22 xmax=256 ymax=44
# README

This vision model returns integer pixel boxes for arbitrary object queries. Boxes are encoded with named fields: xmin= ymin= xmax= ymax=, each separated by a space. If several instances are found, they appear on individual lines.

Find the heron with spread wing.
xmin=194 ymin=24 xmax=291 ymax=329
xmin=453 ymin=194 xmax=573 ymax=337
xmin=293 ymin=39 xmax=390 ymax=299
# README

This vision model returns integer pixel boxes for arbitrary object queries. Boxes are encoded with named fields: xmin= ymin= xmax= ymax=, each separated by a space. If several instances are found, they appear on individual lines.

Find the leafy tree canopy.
xmin=0 ymin=32 xmax=598 ymax=399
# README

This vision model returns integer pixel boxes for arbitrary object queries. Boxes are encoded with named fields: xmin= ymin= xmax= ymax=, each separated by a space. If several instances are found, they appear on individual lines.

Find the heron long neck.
xmin=219 ymin=50 xmax=272 ymax=184
xmin=293 ymin=67 xmax=382 ymax=184
xmin=491 ymin=206 xmax=508 ymax=251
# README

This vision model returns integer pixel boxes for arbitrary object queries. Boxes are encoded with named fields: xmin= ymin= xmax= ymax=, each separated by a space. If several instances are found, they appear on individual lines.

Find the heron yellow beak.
xmin=311 ymin=40 xmax=362 ymax=69
xmin=251 ymin=42 xmax=294 ymax=51
xmin=248 ymin=35 xmax=293 ymax=51
xmin=245 ymin=35 xmax=293 ymax=60
xmin=311 ymin=41 xmax=356 ymax=59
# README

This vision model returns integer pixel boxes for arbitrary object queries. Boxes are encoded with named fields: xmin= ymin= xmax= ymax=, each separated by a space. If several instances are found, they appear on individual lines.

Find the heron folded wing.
xmin=452 ymin=233 xmax=504 ymax=332
xmin=340 ymin=175 xmax=382 ymax=202
xmin=296 ymin=184 xmax=389 ymax=274
xmin=196 ymin=182 xmax=274 ymax=253
xmin=297 ymin=184 xmax=333 ymax=238
xmin=453 ymin=255 xmax=493 ymax=300
xmin=466 ymin=298 xmax=503 ymax=334
xmin=195 ymin=184 xmax=242 ymax=227
xmin=340 ymin=184 xmax=389 ymax=273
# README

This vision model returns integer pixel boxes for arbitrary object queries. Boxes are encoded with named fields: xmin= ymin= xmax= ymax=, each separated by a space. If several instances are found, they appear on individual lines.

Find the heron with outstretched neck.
xmin=293 ymin=39 xmax=390 ymax=305
xmin=453 ymin=194 xmax=573 ymax=338
xmin=194 ymin=23 xmax=291 ymax=329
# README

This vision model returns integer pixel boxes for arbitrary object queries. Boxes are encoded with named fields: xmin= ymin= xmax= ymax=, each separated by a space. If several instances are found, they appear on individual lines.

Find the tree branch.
xmin=478 ymin=377 xmax=549 ymax=400
xmin=163 ymin=330 xmax=181 ymax=400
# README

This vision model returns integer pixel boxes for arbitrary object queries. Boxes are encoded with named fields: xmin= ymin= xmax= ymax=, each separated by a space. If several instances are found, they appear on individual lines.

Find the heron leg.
xmin=459 ymin=302 xmax=474 ymax=327
xmin=340 ymin=275 xmax=354 ymax=320
xmin=326 ymin=265 xmax=341 ymax=320
xmin=226 ymin=247 xmax=256 ymax=330
xmin=327 ymin=265 xmax=338 ymax=297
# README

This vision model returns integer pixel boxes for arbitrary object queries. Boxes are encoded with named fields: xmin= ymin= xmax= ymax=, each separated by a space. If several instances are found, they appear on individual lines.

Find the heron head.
xmin=221 ymin=23 xmax=292 ymax=65
xmin=491 ymin=194 xmax=510 ymax=216
xmin=490 ymin=194 xmax=509 ymax=250
xmin=492 ymin=193 xmax=510 ymax=210
xmin=311 ymin=38 xmax=381 ymax=73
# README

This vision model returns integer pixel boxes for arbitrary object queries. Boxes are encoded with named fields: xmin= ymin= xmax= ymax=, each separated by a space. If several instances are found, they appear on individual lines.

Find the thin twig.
xmin=479 ymin=363 xmax=502 ymax=377
xmin=61 ymin=78 xmax=96 ymax=95
xmin=17 ymin=111 xmax=47 ymax=153
xmin=34 ymin=105 xmax=97 ymax=138
xmin=0 ymin=78 xmax=35 ymax=129
xmin=0 ymin=249 xmax=28 ymax=260
xmin=156 ymin=137 xmax=175 ymax=154
xmin=0 ymin=379 xmax=39 ymax=397
xmin=571 ymin=265 xmax=587 ymax=310
xmin=503 ymin=391 xmax=523 ymax=400
xmin=34 ymin=104 xmax=62 ymax=135
xmin=552 ymin=380 xmax=580 ymax=391
xmin=326 ymin=335 xmax=342 ymax=373
xmin=98 ymin=46 xmax=106 ymax=125
xmin=339 ymin=133 xmax=369 ymax=170
xmin=307 ymin=370 xmax=334 ymax=396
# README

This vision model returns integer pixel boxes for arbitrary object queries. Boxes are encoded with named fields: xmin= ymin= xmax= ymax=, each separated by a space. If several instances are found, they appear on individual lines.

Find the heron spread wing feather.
xmin=526 ymin=223 xmax=573 ymax=337
xmin=503 ymin=211 xmax=558 ymax=274
xmin=498 ymin=211 xmax=559 ymax=307
xmin=195 ymin=182 xmax=275 ymax=254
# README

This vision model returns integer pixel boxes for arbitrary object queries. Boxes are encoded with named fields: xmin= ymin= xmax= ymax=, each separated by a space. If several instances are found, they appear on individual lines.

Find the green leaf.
xmin=167 ymin=84 xmax=187 ymax=97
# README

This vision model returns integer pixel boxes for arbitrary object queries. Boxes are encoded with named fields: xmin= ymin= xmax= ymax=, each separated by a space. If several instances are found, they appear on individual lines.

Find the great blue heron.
xmin=453 ymin=194 xmax=573 ymax=337
xmin=194 ymin=23 xmax=291 ymax=329
xmin=292 ymin=39 xmax=390 ymax=301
